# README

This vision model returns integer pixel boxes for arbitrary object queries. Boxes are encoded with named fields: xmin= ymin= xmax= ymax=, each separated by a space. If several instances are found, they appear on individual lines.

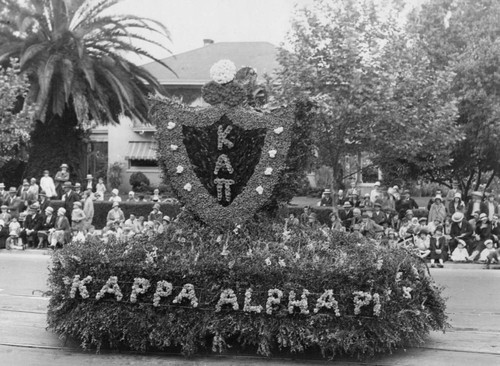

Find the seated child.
xmin=429 ymin=226 xmax=448 ymax=268
xmin=6 ymin=230 xmax=23 ymax=250
xmin=8 ymin=217 xmax=21 ymax=236
xmin=479 ymin=239 xmax=496 ymax=263
xmin=451 ymin=239 xmax=469 ymax=262
xmin=414 ymin=229 xmax=431 ymax=259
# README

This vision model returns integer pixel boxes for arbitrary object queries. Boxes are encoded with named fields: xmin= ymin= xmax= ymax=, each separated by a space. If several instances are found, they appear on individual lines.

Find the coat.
xmin=372 ymin=210 xmax=387 ymax=225
xmin=450 ymin=220 xmax=474 ymax=244
xmin=39 ymin=214 xmax=56 ymax=231
xmin=396 ymin=198 xmax=419 ymax=219
xmin=429 ymin=236 xmax=448 ymax=260
xmin=53 ymin=215 xmax=71 ymax=243
xmin=24 ymin=212 xmax=43 ymax=231
xmin=83 ymin=197 xmax=94 ymax=225
xmin=62 ymin=190 xmax=81 ymax=218
xmin=465 ymin=201 xmax=488 ymax=220
xmin=428 ymin=202 xmax=447 ymax=223
xmin=448 ymin=200 xmax=465 ymax=216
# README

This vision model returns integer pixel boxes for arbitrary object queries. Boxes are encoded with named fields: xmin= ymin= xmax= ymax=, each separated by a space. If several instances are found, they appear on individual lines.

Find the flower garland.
xmin=130 ymin=277 xmax=151 ymax=303
xmin=243 ymin=288 xmax=263 ymax=313
xmin=213 ymin=154 xmax=234 ymax=175
xmin=313 ymin=290 xmax=340 ymax=316
xmin=69 ymin=275 xmax=92 ymax=299
xmin=210 ymin=59 xmax=237 ymax=84
xmin=153 ymin=280 xmax=173 ymax=307
xmin=287 ymin=289 xmax=310 ymax=315
xmin=266 ymin=288 xmax=283 ymax=314
xmin=215 ymin=288 xmax=239 ymax=312
xmin=353 ymin=291 xmax=372 ymax=315
xmin=172 ymin=283 xmax=198 ymax=308
xmin=96 ymin=276 xmax=123 ymax=301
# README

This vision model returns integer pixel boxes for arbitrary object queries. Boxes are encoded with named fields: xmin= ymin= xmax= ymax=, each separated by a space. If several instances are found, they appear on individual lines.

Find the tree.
xmin=404 ymin=0 xmax=500 ymax=196
xmin=0 ymin=58 xmax=36 ymax=167
xmin=273 ymin=0 xmax=459 ymax=191
xmin=0 ymin=0 xmax=172 ymax=180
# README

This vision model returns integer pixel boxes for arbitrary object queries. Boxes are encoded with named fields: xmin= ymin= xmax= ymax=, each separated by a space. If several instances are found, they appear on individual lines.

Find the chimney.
xmin=203 ymin=39 xmax=214 ymax=46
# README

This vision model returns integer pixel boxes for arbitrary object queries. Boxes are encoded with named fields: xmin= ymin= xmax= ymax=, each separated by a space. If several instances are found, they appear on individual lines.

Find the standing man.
xmin=54 ymin=164 xmax=70 ymax=199
xmin=5 ymin=187 xmax=23 ymax=219
xmin=449 ymin=212 xmax=474 ymax=254
xmin=20 ymin=202 xmax=43 ymax=248
xmin=396 ymin=190 xmax=419 ymax=220
xmin=61 ymin=182 xmax=81 ymax=221
xmin=465 ymin=191 xmax=487 ymax=220
xmin=370 ymin=181 xmax=381 ymax=203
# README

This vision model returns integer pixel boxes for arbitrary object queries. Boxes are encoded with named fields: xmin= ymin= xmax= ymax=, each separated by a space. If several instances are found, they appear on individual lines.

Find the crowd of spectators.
xmin=290 ymin=181 xmax=500 ymax=268
xmin=0 ymin=164 xmax=178 ymax=250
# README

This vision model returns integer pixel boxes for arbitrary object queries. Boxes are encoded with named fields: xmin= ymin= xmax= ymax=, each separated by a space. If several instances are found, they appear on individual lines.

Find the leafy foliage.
xmin=47 ymin=218 xmax=448 ymax=358
xmin=273 ymin=0 xmax=460 ymax=188
xmin=108 ymin=162 xmax=124 ymax=190
xmin=129 ymin=171 xmax=151 ymax=192
xmin=0 ymin=59 xmax=36 ymax=167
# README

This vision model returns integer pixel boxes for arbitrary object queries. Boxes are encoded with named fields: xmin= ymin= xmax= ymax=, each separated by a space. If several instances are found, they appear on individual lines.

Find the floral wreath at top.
xmin=151 ymin=60 xmax=293 ymax=228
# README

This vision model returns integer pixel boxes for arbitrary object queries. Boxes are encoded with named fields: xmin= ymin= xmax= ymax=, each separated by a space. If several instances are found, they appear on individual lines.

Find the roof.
xmin=141 ymin=42 xmax=280 ymax=85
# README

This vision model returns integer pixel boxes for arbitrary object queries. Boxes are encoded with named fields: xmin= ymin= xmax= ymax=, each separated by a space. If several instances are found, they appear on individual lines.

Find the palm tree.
xmin=0 ymin=0 xmax=173 ymax=180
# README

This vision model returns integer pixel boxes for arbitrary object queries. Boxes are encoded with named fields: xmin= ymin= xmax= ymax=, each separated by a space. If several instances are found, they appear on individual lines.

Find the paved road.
xmin=1 ymin=250 xmax=499 ymax=365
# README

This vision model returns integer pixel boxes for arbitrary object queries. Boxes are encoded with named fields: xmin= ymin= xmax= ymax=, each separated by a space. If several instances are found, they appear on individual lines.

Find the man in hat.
xmin=37 ymin=206 xmax=56 ymax=248
xmin=339 ymin=201 xmax=354 ymax=228
xmin=74 ymin=182 xmax=83 ymax=199
xmin=0 ymin=204 xmax=11 ymax=225
xmin=54 ymin=164 xmax=70 ymax=199
xmin=61 ymin=182 xmax=81 ymax=221
xmin=428 ymin=194 xmax=447 ymax=224
xmin=300 ymin=206 xmax=310 ymax=225
xmin=40 ymin=170 xmax=57 ymax=198
xmin=320 ymin=189 xmax=333 ymax=207
xmin=20 ymin=202 xmax=43 ymax=247
xmin=396 ymin=190 xmax=419 ymax=220
xmin=372 ymin=200 xmax=387 ymax=226
xmin=360 ymin=212 xmax=384 ymax=239
xmin=85 ymin=174 xmax=94 ymax=192
xmin=485 ymin=192 xmax=498 ymax=221
xmin=0 ymin=182 xmax=7 ymax=205
xmin=38 ymin=190 xmax=51 ymax=213
xmin=466 ymin=191 xmax=487 ymax=220
xmin=449 ymin=212 xmax=474 ymax=254
xmin=346 ymin=180 xmax=359 ymax=199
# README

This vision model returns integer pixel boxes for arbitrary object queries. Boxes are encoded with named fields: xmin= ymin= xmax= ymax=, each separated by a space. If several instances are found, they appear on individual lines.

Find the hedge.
xmin=48 ymin=201 xmax=180 ymax=229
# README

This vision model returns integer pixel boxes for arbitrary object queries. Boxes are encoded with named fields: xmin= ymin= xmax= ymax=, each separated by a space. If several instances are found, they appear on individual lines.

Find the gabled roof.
xmin=141 ymin=42 xmax=280 ymax=85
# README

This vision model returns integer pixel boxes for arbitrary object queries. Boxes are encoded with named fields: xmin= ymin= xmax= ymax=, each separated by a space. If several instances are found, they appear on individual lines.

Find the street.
xmin=1 ymin=250 xmax=499 ymax=365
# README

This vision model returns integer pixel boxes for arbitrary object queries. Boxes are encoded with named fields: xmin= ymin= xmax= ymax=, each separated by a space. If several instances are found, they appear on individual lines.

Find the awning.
xmin=127 ymin=142 xmax=158 ymax=160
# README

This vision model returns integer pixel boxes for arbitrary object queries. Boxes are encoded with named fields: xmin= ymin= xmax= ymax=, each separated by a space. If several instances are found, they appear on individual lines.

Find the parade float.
xmin=47 ymin=60 xmax=448 ymax=360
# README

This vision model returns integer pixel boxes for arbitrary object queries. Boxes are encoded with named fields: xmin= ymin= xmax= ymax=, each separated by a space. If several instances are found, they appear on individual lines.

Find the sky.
xmin=111 ymin=0 xmax=314 ymax=64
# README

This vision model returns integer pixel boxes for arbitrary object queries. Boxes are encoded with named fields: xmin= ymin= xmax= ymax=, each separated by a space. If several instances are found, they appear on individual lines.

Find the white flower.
xmin=264 ymin=167 xmax=273 ymax=175
xmin=295 ymin=252 xmax=301 ymax=260
xmin=167 ymin=122 xmax=176 ymax=130
xmin=278 ymin=258 xmax=286 ymax=267
xmin=273 ymin=127 xmax=283 ymax=135
xmin=265 ymin=257 xmax=272 ymax=266
xmin=268 ymin=150 xmax=277 ymax=158
xmin=183 ymin=183 xmax=192 ymax=191
xmin=256 ymin=186 xmax=264 ymax=195
xmin=170 ymin=144 xmax=178 ymax=151
xmin=176 ymin=165 xmax=184 ymax=174
xmin=210 ymin=59 xmax=237 ymax=84
xmin=216 ymin=235 xmax=223 ymax=243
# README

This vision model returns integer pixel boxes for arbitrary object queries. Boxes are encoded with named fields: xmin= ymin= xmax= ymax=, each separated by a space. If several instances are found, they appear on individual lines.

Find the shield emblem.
xmin=152 ymin=101 xmax=292 ymax=227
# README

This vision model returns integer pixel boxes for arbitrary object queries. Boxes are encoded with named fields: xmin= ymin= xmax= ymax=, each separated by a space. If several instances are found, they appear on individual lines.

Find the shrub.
xmin=108 ymin=162 xmax=123 ymax=189
xmin=49 ymin=201 xmax=180 ymax=229
xmin=47 ymin=219 xmax=447 ymax=359
xmin=129 ymin=172 xmax=150 ymax=191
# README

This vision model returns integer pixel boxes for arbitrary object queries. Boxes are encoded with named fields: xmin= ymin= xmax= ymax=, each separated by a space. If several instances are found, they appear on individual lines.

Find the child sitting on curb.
xmin=429 ymin=226 xmax=447 ymax=268
xmin=451 ymin=239 xmax=468 ymax=262
xmin=479 ymin=239 xmax=496 ymax=263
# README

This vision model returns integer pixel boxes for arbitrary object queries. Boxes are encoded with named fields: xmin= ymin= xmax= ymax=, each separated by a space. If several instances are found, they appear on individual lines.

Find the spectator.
xmin=94 ymin=191 xmax=104 ymax=201
xmin=109 ymin=188 xmax=122 ymax=203
xmin=396 ymin=190 xmax=418 ymax=220
xmin=127 ymin=191 xmax=139 ymax=202
xmin=74 ymin=183 xmax=83 ymax=198
xmin=329 ymin=211 xmax=344 ymax=231
xmin=39 ymin=170 xmax=57 ymax=198
xmin=350 ymin=192 xmax=361 ymax=208
xmin=157 ymin=215 xmax=171 ymax=234
xmin=54 ymin=164 xmax=70 ymax=199
xmin=428 ymin=195 xmax=447 ymax=224
xmin=429 ymin=226 xmax=447 ymax=268
xmin=49 ymin=207 xmax=71 ymax=248
xmin=6 ymin=230 xmax=23 ymax=250
xmin=427 ymin=189 xmax=443 ymax=211
xmin=370 ymin=181 xmax=381 ymax=203
xmin=449 ymin=212 xmax=474 ymax=254
xmin=151 ymin=188 xmax=161 ymax=202
xmin=383 ymin=188 xmax=397 ymax=211
xmin=346 ymin=207 xmax=362 ymax=231
xmin=19 ymin=180 xmax=29 ymax=203
xmin=319 ymin=189 xmax=332 ymax=206
xmin=359 ymin=212 xmax=384 ymax=240
xmin=19 ymin=202 xmax=43 ymax=248
xmin=71 ymin=201 xmax=86 ymax=233
xmin=83 ymin=189 xmax=94 ymax=230
xmin=392 ymin=185 xmax=401 ymax=201
xmin=148 ymin=203 xmax=163 ymax=223
xmin=414 ymin=229 xmax=431 ymax=259
xmin=0 ymin=204 xmax=11 ymax=224
xmin=0 ymin=183 xmax=7 ymax=205
xmin=61 ymin=182 xmax=81 ymax=221
xmin=37 ymin=206 xmax=56 ymax=248
xmin=372 ymin=201 xmax=387 ymax=226
xmin=451 ymin=239 xmax=469 ymax=262
xmin=307 ymin=212 xmax=319 ymax=229
xmin=299 ymin=206 xmax=310 ymax=225
xmin=468 ymin=211 xmax=480 ymax=228
xmin=106 ymin=202 xmax=125 ymax=226
xmin=286 ymin=213 xmax=299 ymax=226
xmin=26 ymin=178 xmax=39 ymax=202
xmin=336 ymin=189 xmax=345 ymax=206
xmin=85 ymin=174 xmax=94 ymax=192
xmin=360 ymin=193 xmax=373 ymax=209
xmin=351 ymin=224 xmax=364 ymax=240
xmin=491 ymin=214 xmax=500 ymax=244
xmin=468 ymin=213 xmax=492 ymax=261
xmin=448 ymin=192 xmax=465 ymax=216
xmin=445 ymin=181 xmax=460 ymax=207
xmin=479 ymin=239 xmax=495 ymax=263
xmin=466 ymin=191 xmax=487 ymax=220
xmin=38 ymin=190 xmax=51 ymax=213
xmin=96 ymin=177 xmax=106 ymax=198
xmin=346 ymin=180 xmax=359 ymax=198
xmin=485 ymin=193 xmax=498 ymax=221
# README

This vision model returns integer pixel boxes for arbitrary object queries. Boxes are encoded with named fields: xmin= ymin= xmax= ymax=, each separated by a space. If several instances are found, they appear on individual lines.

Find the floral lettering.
xmin=266 ymin=288 xmax=283 ymax=314
xmin=96 ymin=276 xmax=123 ymax=301
xmin=287 ymin=289 xmax=310 ymax=315
xmin=314 ymin=289 xmax=340 ymax=316
xmin=214 ymin=178 xmax=235 ymax=202
xmin=173 ymin=284 xmax=198 ymax=308
xmin=153 ymin=280 xmax=173 ymax=307
xmin=214 ymin=154 xmax=234 ymax=175
xmin=217 ymin=125 xmax=234 ymax=150
xmin=130 ymin=277 xmax=151 ymax=303
xmin=215 ymin=289 xmax=239 ymax=312
xmin=243 ymin=288 xmax=263 ymax=313
xmin=69 ymin=275 xmax=92 ymax=299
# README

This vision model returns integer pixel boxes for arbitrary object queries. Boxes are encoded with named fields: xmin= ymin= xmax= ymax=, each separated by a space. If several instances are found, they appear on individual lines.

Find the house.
xmin=87 ymin=41 xmax=280 ymax=192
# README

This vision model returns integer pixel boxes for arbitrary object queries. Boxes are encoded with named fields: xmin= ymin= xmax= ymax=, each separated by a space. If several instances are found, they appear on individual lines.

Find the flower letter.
xmin=69 ymin=275 xmax=92 ymax=299
xmin=314 ymin=289 xmax=340 ymax=316
xmin=173 ymin=284 xmax=198 ymax=308
xmin=130 ymin=277 xmax=151 ymax=303
xmin=95 ymin=276 xmax=123 ymax=301
xmin=215 ymin=289 xmax=239 ymax=312
xmin=243 ymin=288 xmax=263 ymax=313
xmin=153 ymin=280 xmax=173 ymax=307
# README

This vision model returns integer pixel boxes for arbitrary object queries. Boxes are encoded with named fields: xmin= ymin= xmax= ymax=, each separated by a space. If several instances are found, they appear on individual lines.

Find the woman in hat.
xmin=428 ymin=195 xmax=447 ymax=224
xmin=106 ymin=201 xmax=125 ymax=227
xmin=465 ymin=191 xmax=487 ymax=220
xmin=26 ymin=178 xmax=39 ymax=203
xmin=319 ymin=189 xmax=332 ymax=207
xmin=448 ymin=192 xmax=465 ymax=216
xmin=340 ymin=201 xmax=354 ymax=229
xmin=468 ymin=213 xmax=493 ymax=261
xmin=49 ymin=207 xmax=71 ymax=248
xmin=108 ymin=188 xmax=122 ymax=203
xmin=71 ymin=201 xmax=86 ymax=234
xmin=148 ymin=203 xmax=163 ymax=223
xmin=83 ymin=189 xmax=94 ymax=230
xmin=37 ymin=206 xmax=56 ymax=248
xmin=40 ymin=170 xmax=57 ymax=198
xmin=329 ymin=211 xmax=345 ymax=232
xmin=54 ymin=164 xmax=70 ymax=199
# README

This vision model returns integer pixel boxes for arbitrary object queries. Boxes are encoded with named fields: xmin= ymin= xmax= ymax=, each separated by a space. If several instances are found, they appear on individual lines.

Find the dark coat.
xmin=450 ymin=220 xmax=474 ymax=242
xmin=372 ymin=210 xmax=387 ymax=225
xmin=465 ymin=201 xmax=488 ymax=220
xmin=396 ymin=198 xmax=419 ymax=219
xmin=39 ymin=214 xmax=57 ymax=231
xmin=62 ymin=190 xmax=81 ymax=218
xmin=24 ymin=212 xmax=43 ymax=231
